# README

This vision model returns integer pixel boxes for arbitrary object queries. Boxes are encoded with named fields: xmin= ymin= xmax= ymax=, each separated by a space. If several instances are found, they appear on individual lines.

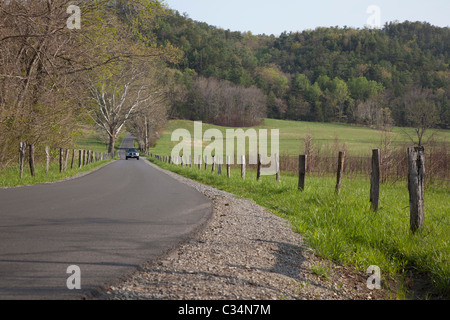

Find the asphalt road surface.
xmin=0 ymin=135 xmax=212 ymax=300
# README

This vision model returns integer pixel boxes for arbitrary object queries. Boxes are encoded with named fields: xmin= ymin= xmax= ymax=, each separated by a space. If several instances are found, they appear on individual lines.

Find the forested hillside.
xmin=1 ymin=1 xmax=449 ymax=169
xmin=153 ymin=9 xmax=450 ymax=129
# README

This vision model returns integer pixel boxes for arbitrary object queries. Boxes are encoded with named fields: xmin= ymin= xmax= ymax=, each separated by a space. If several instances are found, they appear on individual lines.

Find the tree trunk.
xmin=108 ymin=134 xmax=116 ymax=154
xmin=144 ymin=116 xmax=149 ymax=153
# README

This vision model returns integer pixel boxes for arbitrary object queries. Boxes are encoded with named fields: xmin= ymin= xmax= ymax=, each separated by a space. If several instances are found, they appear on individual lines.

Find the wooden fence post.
xmin=45 ymin=146 xmax=50 ymax=175
xmin=241 ymin=155 xmax=246 ymax=180
xmin=335 ymin=151 xmax=345 ymax=195
xmin=218 ymin=157 xmax=222 ymax=175
xmin=370 ymin=149 xmax=381 ymax=211
xmin=298 ymin=155 xmax=307 ymax=191
xmin=64 ymin=149 xmax=69 ymax=171
xmin=198 ymin=155 xmax=201 ymax=170
xmin=78 ymin=150 xmax=82 ymax=168
xmin=204 ymin=155 xmax=208 ymax=170
xmin=257 ymin=154 xmax=262 ymax=181
xmin=211 ymin=156 xmax=215 ymax=172
xmin=408 ymin=147 xmax=425 ymax=233
xmin=227 ymin=156 xmax=231 ymax=178
xmin=28 ymin=144 xmax=35 ymax=177
xmin=59 ymin=148 xmax=64 ymax=173
xmin=275 ymin=153 xmax=280 ymax=183
xmin=19 ymin=142 xmax=26 ymax=179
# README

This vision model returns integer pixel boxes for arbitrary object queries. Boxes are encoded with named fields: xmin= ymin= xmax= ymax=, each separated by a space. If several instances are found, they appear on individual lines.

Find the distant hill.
xmin=153 ymin=8 xmax=449 ymax=129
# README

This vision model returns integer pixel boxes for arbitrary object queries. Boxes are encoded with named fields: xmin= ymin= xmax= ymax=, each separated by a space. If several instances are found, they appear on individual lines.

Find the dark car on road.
xmin=126 ymin=148 xmax=140 ymax=160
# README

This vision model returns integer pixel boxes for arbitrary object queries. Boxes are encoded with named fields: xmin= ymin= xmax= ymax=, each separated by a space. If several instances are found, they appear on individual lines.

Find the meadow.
xmin=149 ymin=118 xmax=450 ymax=157
xmin=148 ymin=119 xmax=450 ymax=298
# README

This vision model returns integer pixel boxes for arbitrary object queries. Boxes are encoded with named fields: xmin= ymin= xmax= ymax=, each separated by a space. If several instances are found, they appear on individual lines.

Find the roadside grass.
xmin=0 ymin=159 xmax=113 ymax=188
xmin=0 ymin=126 xmax=123 ymax=188
xmin=148 ymin=157 xmax=450 ymax=298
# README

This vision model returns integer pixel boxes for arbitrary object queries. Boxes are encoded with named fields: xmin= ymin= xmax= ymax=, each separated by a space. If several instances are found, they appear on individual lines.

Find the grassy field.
xmin=149 ymin=119 xmax=450 ymax=157
xmin=148 ymin=157 xmax=449 ymax=298
xmin=75 ymin=126 xmax=128 ymax=153
xmin=147 ymin=118 xmax=449 ymax=298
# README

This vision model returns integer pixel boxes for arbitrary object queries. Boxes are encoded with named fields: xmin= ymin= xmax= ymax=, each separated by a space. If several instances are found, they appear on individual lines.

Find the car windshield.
xmin=128 ymin=149 xmax=138 ymax=153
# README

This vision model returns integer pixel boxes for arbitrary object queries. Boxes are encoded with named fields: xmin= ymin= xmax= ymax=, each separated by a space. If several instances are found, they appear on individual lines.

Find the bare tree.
xmin=88 ymin=62 xmax=162 ymax=153
xmin=192 ymin=76 xmax=266 ymax=127
xmin=127 ymin=97 xmax=168 ymax=153
xmin=126 ymin=65 xmax=168 ymax=153
xmin=403 ymin=86 xmax=439 ymax=147
xmin=0 ymin=0 xmax=138 ymax=166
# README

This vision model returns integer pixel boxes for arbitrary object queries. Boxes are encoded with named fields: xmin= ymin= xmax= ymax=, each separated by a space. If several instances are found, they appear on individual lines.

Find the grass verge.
xmin=148 ymin=157 xmax=449 ymax=299
xmin=0 ymin=127 xmax=126 ymax=188
xmin=0 ymin=159 xmax=114 ymax=188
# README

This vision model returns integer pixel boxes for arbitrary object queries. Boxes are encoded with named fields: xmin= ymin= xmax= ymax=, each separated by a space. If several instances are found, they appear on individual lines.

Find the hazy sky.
xmin=164 ymin=0 xmax=449 ymax=35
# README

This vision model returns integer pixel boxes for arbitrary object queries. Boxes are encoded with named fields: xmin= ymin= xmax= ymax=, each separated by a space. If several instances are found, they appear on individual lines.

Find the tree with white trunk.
xmin=88 ymin=63 xmax=158 ymax=153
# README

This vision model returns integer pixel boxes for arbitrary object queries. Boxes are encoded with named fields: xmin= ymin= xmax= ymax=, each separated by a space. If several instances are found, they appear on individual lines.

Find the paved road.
xmin=0 ymin=135 xmax=211 ymax=299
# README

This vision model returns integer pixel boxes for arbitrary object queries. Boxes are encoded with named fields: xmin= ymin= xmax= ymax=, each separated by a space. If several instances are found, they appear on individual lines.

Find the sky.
xmin=163 ymin=0 xmax=450 ymax=36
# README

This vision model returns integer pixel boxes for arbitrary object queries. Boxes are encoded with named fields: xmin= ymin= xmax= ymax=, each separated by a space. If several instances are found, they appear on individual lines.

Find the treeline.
xmin=1 ymin=1 xmax=449 ymax=170
xmin=166 ymin=73 xmax=266 ymax=127
xmin=153 ymin=10 xmax=450 ymax=129
xmin=0 ymin=0 xmax=177 ymax=168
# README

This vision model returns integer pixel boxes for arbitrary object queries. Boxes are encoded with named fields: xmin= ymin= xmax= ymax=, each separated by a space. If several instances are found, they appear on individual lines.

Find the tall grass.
xmin=149 ymin=157 xmax=450 ymax=297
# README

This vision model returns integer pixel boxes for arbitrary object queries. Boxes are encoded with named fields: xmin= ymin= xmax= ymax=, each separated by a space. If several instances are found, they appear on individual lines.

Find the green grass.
xmin=148 ymin=158 xmax=450 ymax=298
xmin=149 ymin=119 xmax=450 ymax=157
xmin=0 ymin=126 xmax=122 ymax=188
xmin=148 ymin=118 xmax=450 ymax=297
xmin=75 ymin=126 xmax=128 ymax=153
xmin=0 ymin=159 xmax=113 ymax=188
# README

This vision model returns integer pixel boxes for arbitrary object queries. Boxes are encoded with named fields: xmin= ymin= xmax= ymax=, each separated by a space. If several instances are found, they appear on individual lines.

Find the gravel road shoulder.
xmin=97 ymin=160 xmax=387 ymax=300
